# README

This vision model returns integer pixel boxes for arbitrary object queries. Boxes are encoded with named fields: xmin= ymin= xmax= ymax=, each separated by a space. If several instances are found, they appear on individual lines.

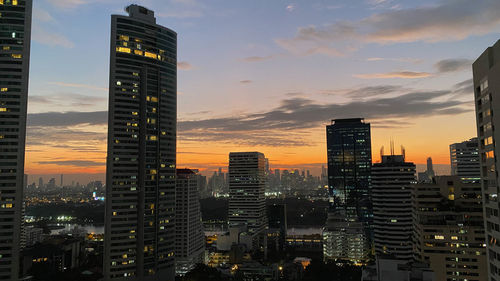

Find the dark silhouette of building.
xmin=104 ymin=4 xmax=177 ymax=281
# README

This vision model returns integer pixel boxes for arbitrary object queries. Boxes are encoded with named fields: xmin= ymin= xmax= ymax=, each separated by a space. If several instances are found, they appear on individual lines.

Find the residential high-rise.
xmin=372 ymin=154 xmax=416 ymax=261
xmin=228 ymin=152 xmax=267 ymax=237
xmin=326 ymin=118 xmax=372 ymax=223
xmin=450 ymin=138 xmax=480 ymax=182
xmin=413 ymin=176 xmax=486 ymax=281
xmin=0 ymin=0 xmax=32 ymax=280
xmin=473 ymin=39 xmax=500 ymax=281
xmin=175 ymin=169 xmax=205 ymax=276
xmin=104 ymin=5 xmax=177 ymax=281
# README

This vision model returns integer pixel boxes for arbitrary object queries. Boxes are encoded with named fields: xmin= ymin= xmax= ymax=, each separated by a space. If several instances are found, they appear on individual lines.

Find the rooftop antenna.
xmin=401 ymin=145 xmax=406 ymax=161
xmin=380 ymin=146 xmax=384 ymax=162
xmin=390 ymin=138 xmax=395 ymax=156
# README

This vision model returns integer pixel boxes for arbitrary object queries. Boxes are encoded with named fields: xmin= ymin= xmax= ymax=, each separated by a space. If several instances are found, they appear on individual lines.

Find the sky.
xmin=24 ymin=0 xmax=500 ymax=183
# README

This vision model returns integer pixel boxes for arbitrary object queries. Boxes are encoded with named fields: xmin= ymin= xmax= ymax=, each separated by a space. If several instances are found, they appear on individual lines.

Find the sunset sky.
xmin=25 ymin=0 xmax=500 ymax=183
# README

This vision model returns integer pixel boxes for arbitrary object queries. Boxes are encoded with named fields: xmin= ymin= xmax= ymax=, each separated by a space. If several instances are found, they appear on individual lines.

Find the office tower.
xmin=326 ymin=118 xmax=372 ymax=221
xmin=38 ymin=177 xmax=43 ymax=188
xmin=60 ymin=174 xmax=63 ymax=187
xmin=426 ymin=157 xmax=435 ymax=178
xmin=0 ymin=0 xmax=32 ymax=280
xmin=413 ymin=176 xmax=486 ymax=281
xmin=372 ymin=154 xmax=415 ymax=261
xmin=473 ymin=40 xmax=500 ymax=281
xmin=175 ymin=169 xmax=205 ymax=276
xmin=104 ymin=5 xmax=177 ymax=281
xmin=450 ymin=138 xmax=481 ymax=181
xmin=47 ymin=177 xmax=56 ymax=188
xmin=228 ymin=152 xmax=267 ymax=237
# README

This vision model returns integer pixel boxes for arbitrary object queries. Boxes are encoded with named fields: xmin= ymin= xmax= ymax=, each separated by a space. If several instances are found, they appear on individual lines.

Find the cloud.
xmin=453 ymin=79 xmax=473 ymax=96
xmin=32 ymin=25 xmax=74 ymax=48
xmin=33 ymin=7 xmax=55 ymax=22
xmin=366 ymin=57 xmax=423 ymax=64
xmin=37 ymin=160 xmax=104 ymax=167
xmin=47 ymin=81 xmax=108 ymax=92
xmin=434 ymin=58 xmax=473 ymax=73
xmin=27 ymin=111 xmax=107 ymax=127
xmin=277 ymin=0 xmax=500 ymax=56
xmin=354 ymin=71 xmax=431 ymax=79
xmin=346 ymin=85 xmax=405 ymax=98
xmin=46 ymin=0 xmax=87 ymax=9
xmin=240 ymin=80 xmax=252 ymax=84
xmin=286 ymin=4 xmax=296 ymax=12
xmin=242 ymin=55 xmax=275 ymax=62
xmin=177 ymin=61 xmax=194 ymax=70
xmin=178 ymin=85 xmax=470 ymax=147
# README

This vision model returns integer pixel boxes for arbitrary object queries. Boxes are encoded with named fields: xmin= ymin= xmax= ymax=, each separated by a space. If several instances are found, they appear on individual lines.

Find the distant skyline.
xmin=25 ymin=0 xmax=500 ymax=180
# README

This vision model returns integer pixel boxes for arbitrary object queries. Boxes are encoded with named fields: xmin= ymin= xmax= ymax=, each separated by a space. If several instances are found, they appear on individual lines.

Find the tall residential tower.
xmin=0 ymin=0 xmax=32 ymax=280
xmin=450 ymin=138 xmax=481 ymax=181
xmin=104 ymin=5 xmax=177 ymax=281
xmin=473 ymin=39 xmax=500 ymax=281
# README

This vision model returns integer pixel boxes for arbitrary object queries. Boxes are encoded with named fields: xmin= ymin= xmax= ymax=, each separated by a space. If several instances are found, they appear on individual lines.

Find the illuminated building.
xmin=473 ymin=39 xmax=500 ymax=281
xmin=450 ymin=138 xmax=481 ymax=183
xmin=104 ymin=5 xmax=177 ymax=281
xmin=413 ymin=176 xmax=487 ymax=281
xmin=228 ymin=152 xmax=267 ymax=240
xmin=0 ymin=0 xmax=32 ymax=280
xmin=324 ymin=118 xmax=372 ymax=263
xmin=175 ymin=169 xmax=205 ymax=275
xmin=372 ymin=154 xmax=415 ymax=261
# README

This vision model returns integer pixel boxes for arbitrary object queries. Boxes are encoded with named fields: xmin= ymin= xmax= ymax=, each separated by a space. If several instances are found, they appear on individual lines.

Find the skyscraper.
xmin=326 ymin=118 xmax=372 ymax=226
xmin=413 ymin=176 xmax=486 ymax=281
xmin=372 ymin=154 xmax=415 ymax=261
xmin=0 ymin=0 xmax=32 ymax=280
xmin=175 ymin=169 xmax=205 ymax=276
xmin=450 ymin=138 xmax=481 ymax=181
xmin=104 ymin=5 xmax=177 ymax=281
xmin=473 ymin=39 xmax=500 ymax=281
xmin=228 ymin=152 xmax=267 ymax=237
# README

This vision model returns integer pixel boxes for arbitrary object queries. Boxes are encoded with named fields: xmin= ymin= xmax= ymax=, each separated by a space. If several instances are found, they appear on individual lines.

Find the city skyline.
xmin=23 ymin=0 xmax=500 ymax=180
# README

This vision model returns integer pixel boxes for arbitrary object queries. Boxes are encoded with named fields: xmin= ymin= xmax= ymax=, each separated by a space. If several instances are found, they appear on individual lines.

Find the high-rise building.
xmin=372 ymin=154 xmax=416 ymax=261
xmin=38 ymin=177 xmax=43 ymax=188
xmin=326 ymin=118 xmax=372 ymax=223
xmin=104 ymin=5 xmax=177 ymax=281
xmin=450 ymin=138 xmax=481 ymax=182
xmin=0 ymin=0 xmax=32 ymax=280
xmin=267 ymin=203 xmax=287 ymax=251
xmin=175 ymin=169 xmax=205 ymax=276
xmin=413 ymin=176 xmax=486 ymax=281
xmin=473 ymin=39 xmax=500 ymax=281
xmin=60 ymin=174 xmax=63 ymax=187
xmin=228 ymin=152 xmax=267 ymax=237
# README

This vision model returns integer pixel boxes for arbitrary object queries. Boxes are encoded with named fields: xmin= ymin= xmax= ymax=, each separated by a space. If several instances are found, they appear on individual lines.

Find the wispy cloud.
xmin=240 ymin=80 xmax=252 ymax=84
xmin=366 ymin=57 xmax=423 ymax=64
xmin=27 ymin=111 xmax=107 ymax=127
xmin=354 ymin=71 xmax=431 ymax=79
xmin=434 ymin=58 xmax=473 ymax=73
xmin=48 ymin=82 xmax=108 ymax=91
xmin=32 ymin=25 xmax=74 ymax=48
xmin=277 ymin=0 xmax=500 ymax=56
xmin=33 ymin=7 xmax=55 ymax=22
xmin=177 ymin=61 xmax=194 ymax=70
xmin=37 ymin=160 xmax=104 ymax=167
xmin=242 ymin=55 xmax=275 ymax=62
xmin=286 ymin=4 xmax=296 ymax=12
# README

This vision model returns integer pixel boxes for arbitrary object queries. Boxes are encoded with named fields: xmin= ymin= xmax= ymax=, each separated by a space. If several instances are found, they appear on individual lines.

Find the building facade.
xmin=228 ymin=152 xmax=267 ymax=237
xmin=104 ymin=5 xmax=177 ymax=281
xmin=175 ymin=169 xmax=205 ymax=275
xmin=450 ymin=138 xmax=481 ymax=181
xmin=413 ymin=176 xmax=487 ymax=281
xmin=473 ymin=39 xmax=500 ymax=281
xmin=372 ymin=155 xmax=415 ymax=261
xmin=0 ymin=0 xmax=32 ymax=280
xmin=326 ymin=118 xmax=372 ymax=225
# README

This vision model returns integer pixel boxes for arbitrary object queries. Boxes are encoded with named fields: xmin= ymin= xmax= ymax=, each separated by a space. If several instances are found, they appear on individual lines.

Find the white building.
xmin=362 ymin=257 xmax=435 ymax=281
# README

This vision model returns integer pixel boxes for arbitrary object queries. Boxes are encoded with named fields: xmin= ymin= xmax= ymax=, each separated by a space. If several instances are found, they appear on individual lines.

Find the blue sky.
xmin=25 ymin=0 xmax=500 ymax=180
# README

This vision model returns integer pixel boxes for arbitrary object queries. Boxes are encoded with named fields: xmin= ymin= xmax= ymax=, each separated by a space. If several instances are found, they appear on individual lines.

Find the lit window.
xmin=116 ymin=47 xmax=131 ymax=53
xmin=134 ymin=50 xmax=143 ymax=56
xmin=122 ymin=41 xmax=128 ymax=47
xmin=144 ymin=52 xmax=157 ymax=59
xmin=11 ymin=32 xmax=15 ymax=38
xmin=0 ymin=88 xmax=7 ymax=92
xmin=116 ymin=81 xmax=121 ymax=86
xmin=151 ymin=97 xmax=158 ymax=102
xmin=132 ymin=112 xmax=138 ymax=116
xmin=149 ymin=135 xmax=157 ymax=141
xmin=451 ymin=236 xmax=458 ymax=240
xmin=12 ymin=0 xmax=17 ymax=5
xmin=150 ymin=169 xmax=157 ymax=175
xmin=119 ymin=35 xmax=129 ymax=41
xmin=132 ymin=72 xmax=139 ymax=76
xmin=137 ymin=44 xmax=141 ymax=49
xmin=0 ymin=108 xmax=6 ymax=112
xmin=11 ymin=54 xmax=21 ymax=59
xmin=2 ymin=46 xmax=9 ymax=50
xmin=112 ymin=212 xmax=117 ymax=216
xmin=434 ymin=235 xmax=445 ymax=240
xmin=0 ymin=0 xmax=4 ymax=5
